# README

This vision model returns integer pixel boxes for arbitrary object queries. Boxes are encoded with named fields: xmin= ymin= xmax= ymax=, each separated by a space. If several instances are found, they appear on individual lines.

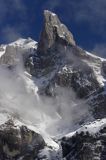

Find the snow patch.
xmin=84 ymin=51 xmax=106 ymax=86
xmin=10 ymin=38 xmax=37 ymax=48
xmin=0 ymin=112 xmax=10 ymax=125
xmin=0 ymin=45 xmax=6 ymax=57
xmin=65 ymin=118 xmax=106 ymax=138
xmin=86 ymin=51 xmax=105 ymax=62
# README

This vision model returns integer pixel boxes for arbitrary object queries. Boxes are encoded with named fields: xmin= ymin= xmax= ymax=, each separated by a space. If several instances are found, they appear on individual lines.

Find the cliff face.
xmin=37 ymin=10 xmax=75 ymax=55
xmin=0 ymin=118 xmax=45 ymax=160
xmin=0 ymin=10 xmax=106 ymax=160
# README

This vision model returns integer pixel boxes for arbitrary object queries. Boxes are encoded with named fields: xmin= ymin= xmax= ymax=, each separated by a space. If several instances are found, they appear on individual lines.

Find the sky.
xmin=0 ymin=0 xmax=106 ymax=57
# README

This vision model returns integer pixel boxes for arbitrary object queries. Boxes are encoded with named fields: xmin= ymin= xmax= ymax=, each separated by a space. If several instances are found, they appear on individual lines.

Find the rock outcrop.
xmin=37 ymin=10 xmax=75 ymax=55
xmin=0 ymin=119 xmax=45 ymax=160
xmin=0 ymin=45 xmax=20 ymax=66
xmin=36 ymin=11 xmax=106 ymax=120
xmin=0 ymin=38 xmax=37 ymax=68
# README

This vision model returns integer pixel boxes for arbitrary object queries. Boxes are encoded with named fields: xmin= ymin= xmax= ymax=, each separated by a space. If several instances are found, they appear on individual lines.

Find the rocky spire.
xmin=37 ymin=10 xmax=76 ymax=54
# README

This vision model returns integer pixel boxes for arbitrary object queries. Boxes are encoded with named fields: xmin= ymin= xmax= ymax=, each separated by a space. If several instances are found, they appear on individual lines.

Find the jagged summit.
xmin=37 ymin=10 xmax=76 ymax=54
xmin=0 ymin=10 xmax=106 ymax=160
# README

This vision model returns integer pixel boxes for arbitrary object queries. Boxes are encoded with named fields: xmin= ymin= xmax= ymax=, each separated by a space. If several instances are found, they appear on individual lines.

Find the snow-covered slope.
xmin=65 ymin=118 xmax=106 ymax=138
xmin=7 ymin=37 xmax=37 ymax=49
xmin=0 ymin=44 xmax=6 ymax=57
xmin=84 ymin=51 xmax=106 ymax=86
xmin=0 ymin=39 xmax=105 ymax=159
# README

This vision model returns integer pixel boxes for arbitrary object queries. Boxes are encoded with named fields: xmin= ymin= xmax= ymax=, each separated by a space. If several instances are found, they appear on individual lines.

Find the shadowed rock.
xmin=37 ymin=10 xmax=75 ymax=54
xmin=0 ymin=119 xmax=45 ymax=160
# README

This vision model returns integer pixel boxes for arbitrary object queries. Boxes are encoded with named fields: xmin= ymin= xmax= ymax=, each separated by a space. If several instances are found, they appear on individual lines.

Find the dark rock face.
xmin=37 ymin=10 xmax=75 ymax=55
xmin=32 ymin=11 xmax=77 ymax=70
xmin=26 ymin=10 xmax=101 ymax=99
xmin=102 ymin=61 xmax=106 ymax=75
xmin=89 ymin=88 xmax=106 ymax=118
xmin=55 ymin=65 xmax=99 ymax=98
xmin=0 ymin=119 xmax=45 ymax=160
xmin=61 ymin=127 xmax=106 ymax=160
xmin=25 ymin=11 xmax=105 ymax=120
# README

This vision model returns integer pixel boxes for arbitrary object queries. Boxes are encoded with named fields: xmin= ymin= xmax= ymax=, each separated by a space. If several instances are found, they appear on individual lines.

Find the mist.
xmin=0 ymin=50 xmax=90 ymax=137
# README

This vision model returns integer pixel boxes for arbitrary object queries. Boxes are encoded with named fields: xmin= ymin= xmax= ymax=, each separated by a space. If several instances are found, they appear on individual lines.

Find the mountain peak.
xmin=44 ymin=10 xmax=56 ymax=16
xmin=37 ymin=10 xmax=76 ymax=54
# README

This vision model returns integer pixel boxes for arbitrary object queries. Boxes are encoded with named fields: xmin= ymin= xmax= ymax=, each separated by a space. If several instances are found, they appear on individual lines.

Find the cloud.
xmin=12 ymin=0 xmax=26 ymax=11
xmin=0 ymin=49 xmax=90 ymax=136
xmin=0 ymin=0 xmax=27 ymax=22
xmin=44 ymin=0 xmax=61 ymax=10
xmin=1 ymin=26 xmax=21 ymax=42
xmin=0 ymin=0 xmax=28 ymax=42
xmin=0 ymin=1 xmax=8 ymax=23
xmin=92 ymin=43 xmax=106 ymax=58
xmin=71 ymin=0 xmax=106 ymax=33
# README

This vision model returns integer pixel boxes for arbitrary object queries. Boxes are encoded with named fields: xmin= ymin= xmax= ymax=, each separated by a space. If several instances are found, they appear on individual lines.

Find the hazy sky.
xmin=0 ymin=0 xmax=106 ymax=57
